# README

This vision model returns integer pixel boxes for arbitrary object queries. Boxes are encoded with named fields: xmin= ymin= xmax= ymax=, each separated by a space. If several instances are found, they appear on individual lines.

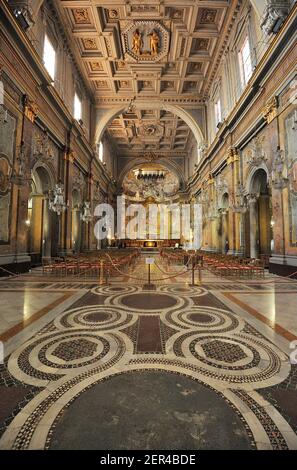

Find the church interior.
xmin=0 ymin=0 xmax=297 ymax=453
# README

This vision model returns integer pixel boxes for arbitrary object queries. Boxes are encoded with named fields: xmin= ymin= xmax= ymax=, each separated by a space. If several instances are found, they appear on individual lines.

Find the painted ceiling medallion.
xmin=122 ymin=21 xmax=170 ymax=63
xmin=138 ymin=122 xmax=164 ymax=138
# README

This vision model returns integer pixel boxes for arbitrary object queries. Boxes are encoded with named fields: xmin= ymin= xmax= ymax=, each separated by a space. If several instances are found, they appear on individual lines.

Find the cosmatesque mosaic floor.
xmin=0 ymin=258 xmax=297 ymax=450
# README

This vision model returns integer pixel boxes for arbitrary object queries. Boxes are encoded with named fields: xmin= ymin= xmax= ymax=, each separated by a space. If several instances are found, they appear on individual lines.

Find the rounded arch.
xmin=31 ymin=162 xmax=55 ymax=195
xmin=94 ymin=103 xmax=204 ymax=147
xmin=218 ymin=191 xmax=229 ymax=210
xmin=72 ymin=188 xmax=82 ymax=208
xmin=117 ymin=157 xmax=186 ymax=190
xmin=245 ymin=163 xmax=269 ymax=195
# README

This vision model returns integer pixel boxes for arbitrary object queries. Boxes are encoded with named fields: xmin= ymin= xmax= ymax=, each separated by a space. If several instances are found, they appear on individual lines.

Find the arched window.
xmin=99 ymin=141 xmax=103 ymax=162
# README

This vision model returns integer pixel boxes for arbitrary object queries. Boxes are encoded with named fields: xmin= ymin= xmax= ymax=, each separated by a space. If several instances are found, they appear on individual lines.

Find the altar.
xmin=121 ymin=239 xmax=180 ymax=249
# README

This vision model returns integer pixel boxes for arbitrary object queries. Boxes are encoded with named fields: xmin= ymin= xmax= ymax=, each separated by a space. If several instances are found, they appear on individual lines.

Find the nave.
xmin=0 ymin=253 xmax=296 ymax=450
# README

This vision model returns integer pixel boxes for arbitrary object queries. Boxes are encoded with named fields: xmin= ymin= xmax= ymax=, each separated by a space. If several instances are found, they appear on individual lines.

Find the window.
xmin=74 ymin=93 xmax=82 ymax=121
xmin=43 ymin=35 xmax=56 ymax=80
xmin=214 ymin=99 xmax=222 ymax=127
xmin=99 ymin=141 xmax=103 ymax=162
xmin=238 ymin=36 xmax=252 ymax=88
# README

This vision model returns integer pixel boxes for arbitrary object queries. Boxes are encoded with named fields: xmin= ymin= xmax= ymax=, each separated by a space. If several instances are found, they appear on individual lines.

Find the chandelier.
xmin=134 ymin=168 xmax=165 ymax=181
xmin=80 ymin=201 xmax=93 ymax=224
xmin=49 ymin=183 xmax=68 ymax=215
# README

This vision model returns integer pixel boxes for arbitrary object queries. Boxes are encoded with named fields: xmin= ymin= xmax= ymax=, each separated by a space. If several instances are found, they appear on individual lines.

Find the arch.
xmin=72 ymin=188 xmax=82 ymax=208
xmin=31 ymin=161 xmax=55 ymax=195
xmin=29 ymin=163 xmax=56 ymax=263
xmin=245 ymin=163 xmax=269 ymax=195
xmin=245 ymin=166 xmax=272 ymax=259
xmin=218 ymin=191 xmax=229 ymax=211
xmin=117 ymin=157 xmax=186 ymax=190
xmin=94 ymin=102 xmax=205 ymax=147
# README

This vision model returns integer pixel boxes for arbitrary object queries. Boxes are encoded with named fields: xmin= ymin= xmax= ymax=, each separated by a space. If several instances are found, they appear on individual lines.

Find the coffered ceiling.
xmin=106 ymin=108 xmax=194 ymax=156
xmin=55 ymin=0 xmax=241 ymax=161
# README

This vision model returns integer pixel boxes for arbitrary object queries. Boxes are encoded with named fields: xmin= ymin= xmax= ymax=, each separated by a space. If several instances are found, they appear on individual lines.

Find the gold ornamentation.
xmin=149 ymin=30 xmax=159 ymax=55
xmin=262 ymin=96 xmax=278 ymax=124
xmin=65 ymin=151 xmax=75 ymax=163
xmin=83 ymin=38 xmax=97 ymax=50
xmin=132 ymin=29 xmax=143 ymax=55
xmin=90 ymin=62 xmax=103 ymax=71
xmin=24 ymin=99 xmax=38 ymax=123
xmin=108 ymin=9 xmax=118 ymax=20
xmin=73 ymin=9 xmax=90 ymax=24
xmin=226 ymin=147 xmax=239 ymax=165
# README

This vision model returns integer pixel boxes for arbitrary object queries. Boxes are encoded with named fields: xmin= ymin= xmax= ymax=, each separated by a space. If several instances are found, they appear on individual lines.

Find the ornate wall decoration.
xmin=0 ymin=112 xmax=15 ymax=243
xmin=122 ymin=164 xmax=179 ymax=201
xmin=0 ymin=155 xmax=11 ymax=196
xmin=284 ymin=110 xmax=297 ymax=246
xmin=24 ymin=99 xmax=38 ymax=123
xmin=262 ymin=96 xmax=278 ymax=124
xmin=246 ymin=136 xmax=268 ymax=167
xmin=121 ymin=21 xmax=170 ymax=63
xmin=31 ymin=129 xmax=58 ymax=173
xmin=261 ymin=1 xmax=291 ymax=34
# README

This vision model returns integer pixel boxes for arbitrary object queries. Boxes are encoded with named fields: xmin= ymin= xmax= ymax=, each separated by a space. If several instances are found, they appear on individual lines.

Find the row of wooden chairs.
xmin=201 ymin=252 xmax=265 ymax=278
xmin=42 ymin=250 xmax=140 ymax=278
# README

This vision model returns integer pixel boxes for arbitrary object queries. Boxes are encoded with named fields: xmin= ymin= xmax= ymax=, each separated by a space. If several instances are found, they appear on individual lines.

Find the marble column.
xmin=249 ymin=195 xmax=259 ymax=259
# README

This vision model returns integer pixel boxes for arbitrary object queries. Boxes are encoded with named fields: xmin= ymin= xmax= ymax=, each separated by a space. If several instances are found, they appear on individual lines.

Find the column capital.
xmin=247 ymin=193 xmax=259 ymax=204
xmin=226 ymin=147 xmax=239 ymax=165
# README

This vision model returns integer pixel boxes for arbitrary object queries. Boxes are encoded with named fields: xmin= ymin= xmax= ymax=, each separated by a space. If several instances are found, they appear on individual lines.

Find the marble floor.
xmin=0 ymin=255 xmax=297 ymax=450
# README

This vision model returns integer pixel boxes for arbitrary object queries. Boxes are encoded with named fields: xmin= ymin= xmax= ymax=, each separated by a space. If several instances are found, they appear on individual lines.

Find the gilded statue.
xmin=132 ymin=29 xmax=143 ymax=55
xmin=149 ymin=30 xmax=159 ymax=55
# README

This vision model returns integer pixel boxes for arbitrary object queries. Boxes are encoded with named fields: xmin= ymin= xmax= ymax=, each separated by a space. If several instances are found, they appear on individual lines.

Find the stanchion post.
xmin=198 ymin=266 xmax=202 ymax=284
xmin=99 ymin=260 xmax=104 ymax=285
xmin=148 ymin=263 xmax=151 ymax=286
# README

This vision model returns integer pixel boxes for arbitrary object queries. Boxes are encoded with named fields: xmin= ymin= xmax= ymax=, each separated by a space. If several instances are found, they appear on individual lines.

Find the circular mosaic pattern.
xmin=173 ymin=332 xmax=287 ymax=385
xmin=159 ymin=284 xmax=206 ymax=297
xmin=91 ymin=285 xmax=139 ymax=296
xmin=188 ymin=312 xmax=213 ymax=323
xmin=54 ymin=305 xmax=132 ymax=330
xmin=189 ymin=336 xmax=261 ymax=370
xmin=167 ymin=306 xmax=241 ymax=333
xmin=109 ymin=291 xmax=187 ymax=313
xmin=120 ymin=293 xmax=178 ymax=310
xmin=8 ymin=330 xmax=124 ymax=387
xmin=84 ymin=312 xmax=111 ymax=322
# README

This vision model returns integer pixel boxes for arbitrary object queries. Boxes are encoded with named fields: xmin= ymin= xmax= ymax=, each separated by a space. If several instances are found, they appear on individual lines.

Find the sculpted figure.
xmin=149 ymin=30 xmax=159 ymax=55
xmin=132 ymin=29 xmax=143 ymax=55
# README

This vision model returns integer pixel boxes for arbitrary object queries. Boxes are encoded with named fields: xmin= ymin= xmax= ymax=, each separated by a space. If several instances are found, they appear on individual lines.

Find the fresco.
xmin=122 ymin=164 xmax=179 ymax=202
